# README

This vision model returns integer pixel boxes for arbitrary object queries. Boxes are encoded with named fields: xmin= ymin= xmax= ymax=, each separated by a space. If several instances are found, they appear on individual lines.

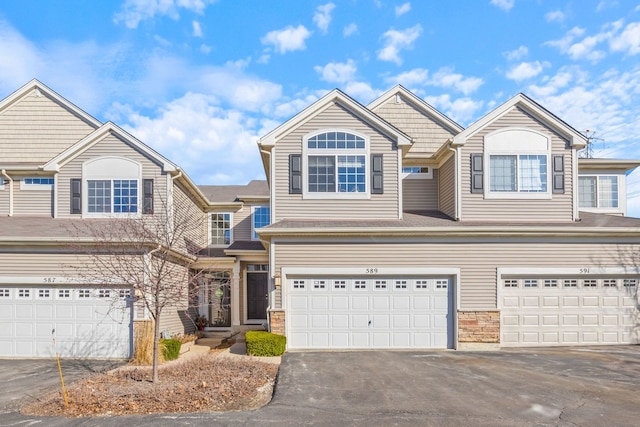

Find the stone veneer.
xmin=269 ymin=310 xmax=285 ymax=336
xmin=458 ymin=311 xmax=500 ymax=349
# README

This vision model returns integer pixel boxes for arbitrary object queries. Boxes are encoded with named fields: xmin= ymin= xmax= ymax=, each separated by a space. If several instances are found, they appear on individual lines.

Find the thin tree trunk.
xmin=152 ymin=314 xmax=160 ymax=383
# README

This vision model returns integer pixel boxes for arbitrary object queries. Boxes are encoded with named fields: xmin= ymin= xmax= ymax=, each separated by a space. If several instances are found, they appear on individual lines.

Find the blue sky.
xmin=1 ymin=0 xmax=640 ymax=214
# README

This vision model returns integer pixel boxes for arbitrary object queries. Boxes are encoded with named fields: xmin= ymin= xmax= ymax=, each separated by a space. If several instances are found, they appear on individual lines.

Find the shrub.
xmin=161 ymin=338 xmax=182 ymax=361
xmin=172 ymin=333 xmax=199 ymax=344
xmin=245 ymin=331 xmax=286 ymax=357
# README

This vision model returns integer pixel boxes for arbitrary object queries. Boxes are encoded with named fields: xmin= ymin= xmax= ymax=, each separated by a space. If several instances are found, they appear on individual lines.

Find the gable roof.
xmin=258 ymin=89 xmax=412 ymax=148
xmin=452 ymin=93 xmax=588 ymax=148
xmin=368 ymin=85 xmax=464 ymax=134
xmin=0 ymin=79 xmax=102 ymax=128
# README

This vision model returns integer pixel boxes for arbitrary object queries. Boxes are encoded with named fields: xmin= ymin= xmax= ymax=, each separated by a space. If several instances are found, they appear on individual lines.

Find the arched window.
xmin=82 ymin=157 xmax=142 ymax=216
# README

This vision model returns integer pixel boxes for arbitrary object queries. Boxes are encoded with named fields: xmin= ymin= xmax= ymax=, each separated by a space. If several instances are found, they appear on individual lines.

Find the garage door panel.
xmin=15 ymin=322 xmax=33 ymax=337
xmin=290 ymin=295 xmax=308 ymax=310
xmin=310 ymin=296 xmax=329 ymax=310
xmin=288 ymin=276 xmax=453 ymax=350
xmin=501 ymin=277 xmax=639 ymax=347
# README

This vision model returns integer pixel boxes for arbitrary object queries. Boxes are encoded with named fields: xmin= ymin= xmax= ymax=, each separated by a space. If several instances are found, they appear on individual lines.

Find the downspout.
xmin=260 ymin=148 xmax=276 ymax=317
xmin=167 ymin=170 xmax=183 ymax=239
xmin=1 ymin=170 xmax=13 ymax=217
xmin=446 ymin=145 xmax=461 ymax=221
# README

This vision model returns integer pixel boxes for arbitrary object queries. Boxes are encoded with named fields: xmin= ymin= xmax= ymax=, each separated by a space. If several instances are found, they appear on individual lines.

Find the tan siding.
xmin=13 ymin=181 xmax=53 ymax=216
xmin=157 ymin=262 xmax=191 ymax=336
xmin=57 ymin=133 xmax=168 ymax=218
xmin=460 ymin=107 xmax=574 ymax=222
xmin=0 ymin=187 xmax=7 ymax=216
xmin=274 ymin=240 xmax=637 ymax=310
xmin=372 ymin=94 xmax=456 ymax=157
xmin=234 ymin=204 xmax=255 ymax=242
xmin=173 ymin=182 xmax=208 ymax=252
xmin=0 ymin=90 xmax=96 ymax=163
xmin=0 ymin=252 xmax=95 ymax=276
xmin=274 ymin=102 xmax=399 ymax=221
xmin=438 ymin=155 xmax=456 ymax=218
xmin=402 ymin=169 xmax=439 ymax=211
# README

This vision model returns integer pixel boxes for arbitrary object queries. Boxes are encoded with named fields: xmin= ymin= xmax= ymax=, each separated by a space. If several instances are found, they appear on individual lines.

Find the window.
xmin=210 ymin=213 xmax=232 ymax=245
xmin=583 ymin=279 xmax=597 ymax=288
xmin=489 ymin=154 xmax=547 ymax=193
xmin=482 ymin=128 xmax=552 ymax=198
xmin=21 ymin=177 xmax=54 ymax=190
xmin=579 ymin=176 xmax=619 ymax=209
xmin=0 ymin=289 xmax=10 ymax=298
xmin=252 ymin=206 xmax=270 ymax=240
xmin=88 ymin=179 xmax=138 ymax=214
xmin=504 ymin=279 xmax=518 ymax=288
xmin=523 ymin=279 xmax=538 ymax=288
xmin=543 ymin=279 xmax=558 ymax=288
xmin=603 ymin=279 xmax=617 ymax=288
xmin=402 ymin=166 xmax=433 ymax=179
xmin=303 ymin=131 xmax=369 ymax=197
xmin=563 ymin=279 xmax=577 ymax=288
xmin=37 ymin=289 xmax=51 ymax=299
xmin=57 ymin=289 xmax=71 ymax=299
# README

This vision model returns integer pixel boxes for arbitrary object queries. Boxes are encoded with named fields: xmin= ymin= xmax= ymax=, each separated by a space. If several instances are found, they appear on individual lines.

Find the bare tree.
xmin=68 ymin=182 xmax=208 ymax=382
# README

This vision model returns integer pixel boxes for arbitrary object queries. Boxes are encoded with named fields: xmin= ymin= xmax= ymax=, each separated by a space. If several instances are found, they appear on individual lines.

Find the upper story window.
xmin=579 ymin=175 xmax=618 ymax=209
xmin=301 ymin=131 xmax=371 ymax=198
xmin=80 ymin=157 xmax=144 ymax=217
xmin=477 ymin=128 xmax=557 ymax=199
xmin=210 ymin=213 xmax=232 ymax=245
xmin=20 ymin=177 xmax=55 ymax=190
xmin=402 ymin=166 xmax=433 ymax=179
xmin=252 ymin=206 xmax=270 ymax=240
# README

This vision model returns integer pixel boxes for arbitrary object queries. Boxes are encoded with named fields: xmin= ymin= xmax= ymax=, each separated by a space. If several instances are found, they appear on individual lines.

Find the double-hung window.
xmin=579 ymin=175 xmax=619 ymax=209
xmin=252 ymin=206 xmax=270 ymax=240
xmin=304 ymin=131 xmax=368 ymax=197
xmin=88 ymin=179 xmax=138 ymax=213
xmin=210 ymin=213 xmax=232 ymax=245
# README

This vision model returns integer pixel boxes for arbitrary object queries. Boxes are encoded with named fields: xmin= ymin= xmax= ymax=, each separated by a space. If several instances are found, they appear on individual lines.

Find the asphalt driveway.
xmin=2 ymin=346 xmax=639 ymax=426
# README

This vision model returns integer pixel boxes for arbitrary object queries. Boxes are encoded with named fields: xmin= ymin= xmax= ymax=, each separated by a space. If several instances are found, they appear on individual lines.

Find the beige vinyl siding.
xmin=402 ymin=169 xmax=439 ymax=211
xmin=372 ymin=94 xmax=456 ymax=157
xmin=13 ymin=181 xmax=53 ymax=216
xmin=274 ymin=102 xmax=399 ymax=221
xmin=157 ymin=262 xmax=191 ymax=335
xmin=0 ymin=252 xmax=95 ymax=276
xmin=232 ymin=204 xmax=253 ymax=242
xmin=461 ymin=107 xmax=573 ymax=222
xmin=438 ymin=155 xmax=456 ymax=218
xmin=0 ymin=186 xmax=9 ymax=216
xmin=173 ymin=182 xmax=208 ymax=252
xmin=57 ymin=133 xmax=168 ymax=218
xmin=273 ymin=240 xmax=638 ymax=310
xmin=0 ymin=90 xmax=96 ymax=163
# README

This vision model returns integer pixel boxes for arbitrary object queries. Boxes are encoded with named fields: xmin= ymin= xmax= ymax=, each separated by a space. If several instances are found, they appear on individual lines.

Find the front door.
xmin=247 ymin=272 xmax=268 ymax=320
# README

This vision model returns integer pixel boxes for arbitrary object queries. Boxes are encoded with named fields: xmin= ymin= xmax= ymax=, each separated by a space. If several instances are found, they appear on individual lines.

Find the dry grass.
xmin=132 ymin=320 xmax=164 ymax=365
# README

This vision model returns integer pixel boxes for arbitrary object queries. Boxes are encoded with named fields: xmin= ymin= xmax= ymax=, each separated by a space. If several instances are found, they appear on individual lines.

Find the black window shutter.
xmin=143 ymin=179 xmax=154 ymax=214
xmin=289 ymin=154 xmax=302 ymax=194
xmin=371 ymin=154 xmax=383 ymax=194
xmin=552 ymin=155 xmax=565 ymax=194
xmin=70 ymin=179 xmax=81 ymax=214
xmin=471 ymin=153 xmax=484 ymax=193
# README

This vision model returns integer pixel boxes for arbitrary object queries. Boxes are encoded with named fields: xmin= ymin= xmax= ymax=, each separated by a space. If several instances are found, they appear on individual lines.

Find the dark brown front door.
xmin=247 ymin=272 xmax=268 ymax=320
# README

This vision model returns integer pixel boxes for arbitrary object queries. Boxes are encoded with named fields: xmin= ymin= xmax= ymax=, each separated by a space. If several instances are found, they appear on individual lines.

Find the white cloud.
xmin=199 ymin=43 xmax=211 ymax=53
xmin=261 ymin=25 xmax=312 ymax=54
xmin=192 ymin=20 xmax=203 ymax=37
xmin=506 ymin=61 xmax=550 ymax=81
xmin=395 ymin=2 xmax=411 ymax=17
xmin=119 ymin=92 xmax=263 ymax=184
xmin=377 ymin=24 xmax=422 ymax=65
xmin=344 ymin=81 xmax=380 ymax=104
xmin=386 ymin=68 xmax=429 ymax=87
xmin=113 ymin=0 xmax=217 ymax=29
xmin=314 ymin=60 xmax=358 ymax=84
xmin=490 ymin=0 xmax=514 ymax=12
xmin=424 ymin=94 xmax=483 ymax=124
xmin=343 ymin=23 xmax=358 ymax=37
xmin=430 ymin=68 xmax=484 ymax=95
xmin=609 ymin=22 xmax=640 ymax=55
xmin=545 ymin=26 xmax=586 ymax=52
xmin=545 ymin=10 xmax=565 ymax=23
xmin=313 ymin=3 xmax=336 ymax=34
xmin=504 ymin=46 xmax=528 ymax=61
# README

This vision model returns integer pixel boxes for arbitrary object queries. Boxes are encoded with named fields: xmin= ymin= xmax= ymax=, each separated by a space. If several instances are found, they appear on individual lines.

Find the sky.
xmin=1 ymin=0 xmax=640 ymax=215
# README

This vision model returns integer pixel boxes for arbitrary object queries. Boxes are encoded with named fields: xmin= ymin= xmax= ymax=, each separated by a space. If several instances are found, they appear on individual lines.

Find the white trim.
xmin=244 ymin=265 xmax=270 ymax=324
xmin=401 ymin=167 xmax=433 ymax=180
xmin=572 ymin=148 xmax=579 ymax=220
xmin=577 ymin=173 xmax=625 ymax=215
xmin=455 ymin=145 xmax=462 ymax=220
xmin=208 ymin=212 xmax=234 ymax=246
xmin=301 ymin=129 xmax=370 ymax=199
xmin=397 ymin=148 xmax=403 ymax=219
xmin=19 ymin=177 xmax=55 ymax=191
xmin=498 ymin=267 xmax=640 ymax=276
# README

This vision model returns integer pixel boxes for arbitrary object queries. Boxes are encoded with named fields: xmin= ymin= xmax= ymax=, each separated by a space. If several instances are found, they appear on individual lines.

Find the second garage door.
xmin=287 ymin=276 xmax=454 ymax=350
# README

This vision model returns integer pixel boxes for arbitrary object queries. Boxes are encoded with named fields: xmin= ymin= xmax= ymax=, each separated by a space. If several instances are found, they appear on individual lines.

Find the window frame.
xmin=209 ymin=212 xmax=233 ymax=246
xmin=251 ymin=205 xmax=270 ymax=240
xmin=402 ymin=166 xmax=433 ymax=180
xmin=578 ymin=174 xmax=621 ymax=212
xmin=20 ymin=177 xmax=55 ymax=190
xmin=483 ymin=128 xmax=552 ymax=199
xmin=82 ymin=157 xmax=142 ymax=218
xmin=302 ymin=130 xmax=370 ymax=200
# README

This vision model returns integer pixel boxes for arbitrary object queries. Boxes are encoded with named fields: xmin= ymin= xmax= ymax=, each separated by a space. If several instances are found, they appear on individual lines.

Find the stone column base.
xmin=268 ymin=309 xmax=285 ymax=336
xmin=458 ymin=310 xmax=500 ymax=348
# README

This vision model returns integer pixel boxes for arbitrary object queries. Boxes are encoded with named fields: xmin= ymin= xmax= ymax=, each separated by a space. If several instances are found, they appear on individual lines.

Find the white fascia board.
xmin=0 ymin=79 xmax=102 ymax=128
xmin=452 ymin=93 xmax=588 ymax=148
xmin=499 ymin=267 xmax=640 ymax=276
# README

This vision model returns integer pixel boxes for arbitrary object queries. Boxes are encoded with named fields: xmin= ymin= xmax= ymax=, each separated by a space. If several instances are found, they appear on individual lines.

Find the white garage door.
xmin=501 ymin=277 xmax=639 ymax=347
xmin=0 ymin=286 xmax=132 ymax=358
xmin=287 ymin=276 xmax=453 ymax=349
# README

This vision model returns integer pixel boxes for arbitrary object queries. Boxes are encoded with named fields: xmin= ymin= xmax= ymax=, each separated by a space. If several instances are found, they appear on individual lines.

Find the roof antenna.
xmin=579 ymin=130 xmax=604 ymax=159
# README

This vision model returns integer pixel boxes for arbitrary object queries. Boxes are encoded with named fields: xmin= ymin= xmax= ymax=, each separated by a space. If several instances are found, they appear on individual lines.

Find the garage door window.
xmin=623 ymin=279 xmax=637 ymax=287
xmin=603 ymin=279 xmax=617 ymax=288
xmin=524 ymin=279 xmax=538 ymax=288
xmin=416 ymin=280 xmax=428 ymax=289
xmin=544 ymin=279 xmax=558 ymax=288
xmin=312 ymin=280 xmax=327 ymax=290
xmin=18 ymin=289 xmax=30 ymax=298
xmin=78 ymin=289 xmax=91 ymax=298
xmin=57 ymin=289 xmax=71 ymax=299
xmin=37 ymin=289 xmax=51 ymax=299
xmin=563 ymin=279 xmax=577 ymax=288
xmin=333 ymin=280 xmax=347 ymax=290
xmin=394 ymin=280 xmax=409 ymax=289
xmin=504 ymin=279 xmax=518 ymax=288
xmin=0 ymin=289 xmax=10 ymax=298
xmin=436 ymin=279 xmax=448 ymax=289
xmin=374 ymin=280 xmax=388 ymax=290
xmin=583 ymin=279 xmax=597 ymax=287
xmin=354 ymin=280 xmax=367 ymax=290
